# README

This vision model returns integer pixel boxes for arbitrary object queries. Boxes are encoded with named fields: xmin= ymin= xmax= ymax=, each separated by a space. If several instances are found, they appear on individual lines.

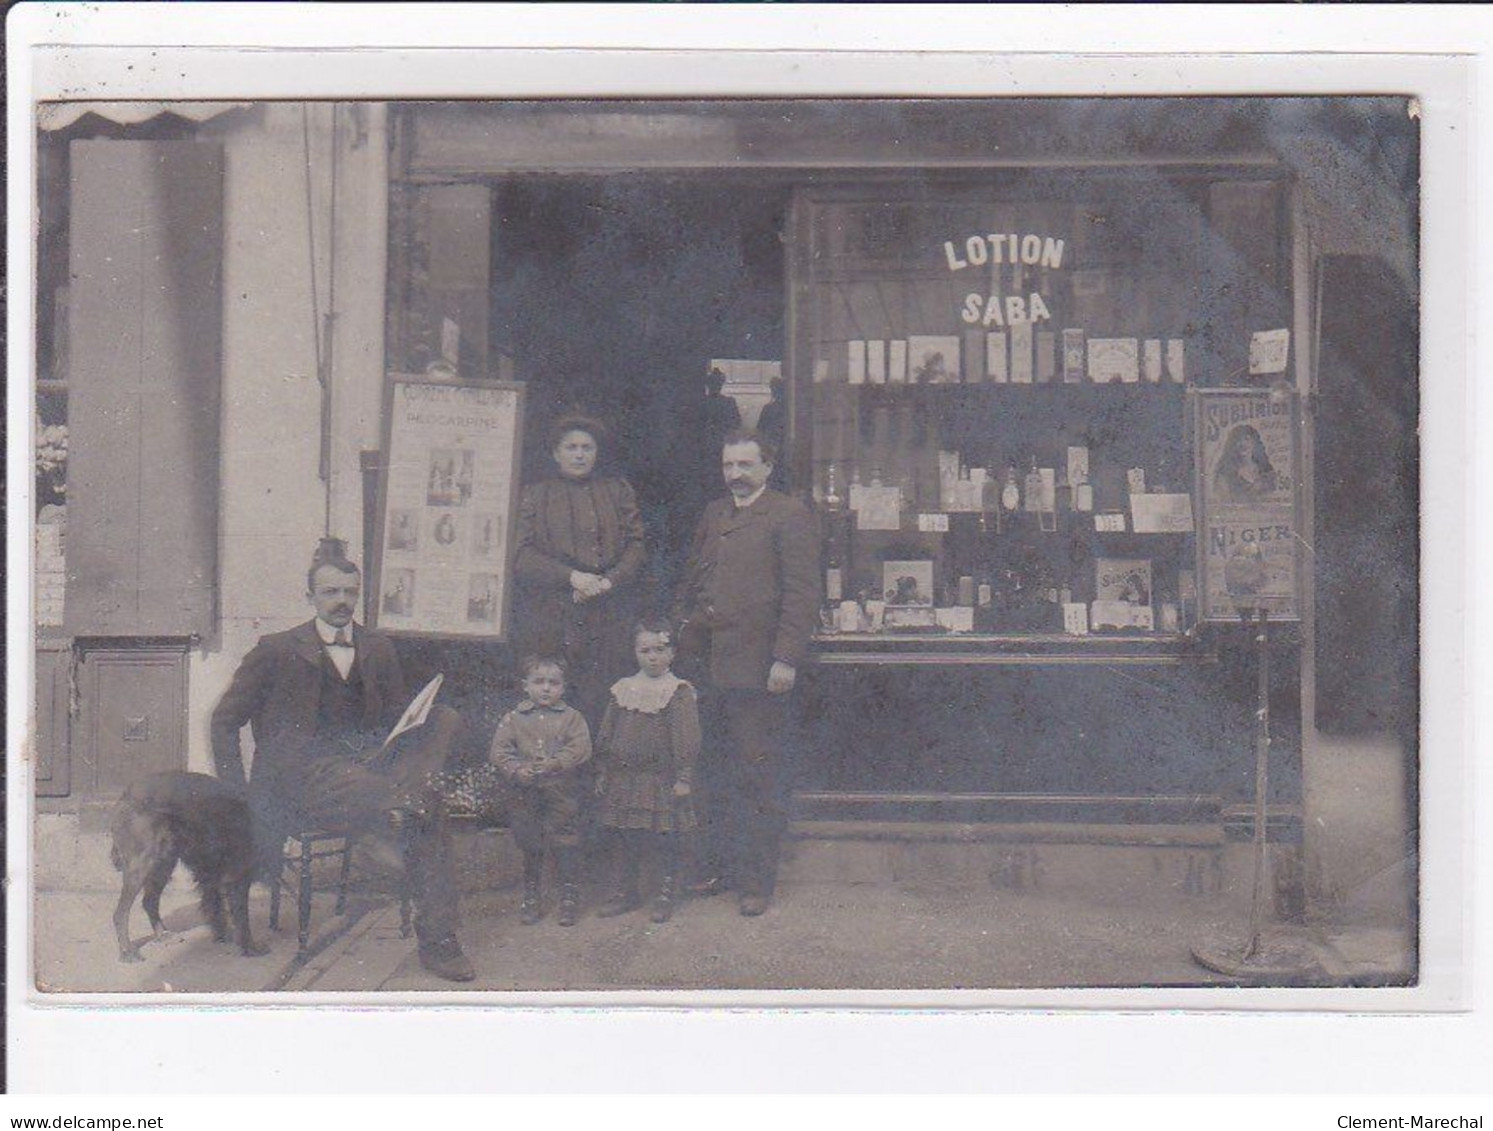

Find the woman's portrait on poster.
xmin=1211 ymin=423 xmax=1282 ymax=504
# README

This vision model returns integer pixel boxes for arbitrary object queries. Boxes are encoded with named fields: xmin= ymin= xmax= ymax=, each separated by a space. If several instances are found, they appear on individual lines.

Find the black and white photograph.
xmin=432 ymin=511 xmax=460 ymax=548
xmin=467 ymin=574 xmax=500 ymax=627
xmin=426 ymin=448 xmax=475 ymax=509
xmin=907 ymin=335 xmax=962 ymax=385
xmin=381 ymin=567 xmax=417 ymax=618
xmin=387 ymin=507 xmax=420 ymax=553
xmin=472 ymin=512 xmax=502 ymax=560
xmin=882 ymin=560 xmax=936 ymax=607
xmin=9 ymin=6 xmax=1485 ymax=1103
xmin=23 ymin=90 xmax=1424 ymax=996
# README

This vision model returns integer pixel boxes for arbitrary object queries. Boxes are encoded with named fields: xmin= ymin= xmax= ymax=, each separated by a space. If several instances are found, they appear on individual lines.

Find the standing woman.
xmin=514 ymin=416 xmax=648 ymax=725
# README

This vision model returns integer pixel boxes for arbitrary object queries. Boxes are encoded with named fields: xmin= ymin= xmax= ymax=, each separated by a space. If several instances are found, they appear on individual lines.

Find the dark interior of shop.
xmin=489 ymin=175 xmax=792 ymax=585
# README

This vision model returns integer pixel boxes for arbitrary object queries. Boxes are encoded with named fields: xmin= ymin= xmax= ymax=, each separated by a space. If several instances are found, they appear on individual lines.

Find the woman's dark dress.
xmin=514 ymin=476 xmax=647 ymax=722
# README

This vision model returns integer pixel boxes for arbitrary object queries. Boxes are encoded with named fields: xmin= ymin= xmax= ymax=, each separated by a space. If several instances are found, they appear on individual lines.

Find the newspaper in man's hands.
xmin=383 ymin=673 xmax=444 ymax=749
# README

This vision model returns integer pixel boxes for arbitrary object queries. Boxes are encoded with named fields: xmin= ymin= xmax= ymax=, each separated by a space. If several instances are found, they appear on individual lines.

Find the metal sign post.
xmin=1192 ymin=607 xmax=1324 ymax=981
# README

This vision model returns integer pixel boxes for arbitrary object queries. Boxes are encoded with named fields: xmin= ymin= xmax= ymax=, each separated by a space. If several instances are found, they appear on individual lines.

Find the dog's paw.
xmin=119 ymin=949 xmax=145 ymax=964
xmin=240 ymin=939 xmax=272 ymax=957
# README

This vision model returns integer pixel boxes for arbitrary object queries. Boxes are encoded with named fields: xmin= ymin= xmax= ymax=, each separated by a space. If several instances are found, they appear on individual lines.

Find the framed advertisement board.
xmin=370 ymin=374 xmax=526 ymax=640
xmin=1191 ymin=387 xmax=1303 ymax=622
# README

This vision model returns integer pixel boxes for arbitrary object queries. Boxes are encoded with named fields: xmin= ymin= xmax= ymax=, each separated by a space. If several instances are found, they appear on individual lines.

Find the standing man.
xmin=211 ymin=540 xmax=474 ymax=982
xmin=675 ymin=431 xmax=821 ymax=916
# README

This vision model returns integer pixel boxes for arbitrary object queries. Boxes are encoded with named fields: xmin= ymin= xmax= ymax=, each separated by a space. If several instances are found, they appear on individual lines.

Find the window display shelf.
xmin=811 ymin=631 xmax=1216 ymax=666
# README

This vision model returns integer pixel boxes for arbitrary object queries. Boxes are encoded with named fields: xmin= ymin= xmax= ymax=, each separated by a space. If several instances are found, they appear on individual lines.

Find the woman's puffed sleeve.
xmin=602 ymin=479 xmax=648 ymax=589
xmin=514 ymin=484 xmax=575 ymax=587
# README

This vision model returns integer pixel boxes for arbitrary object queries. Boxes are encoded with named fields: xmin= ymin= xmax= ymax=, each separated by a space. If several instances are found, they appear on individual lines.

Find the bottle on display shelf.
xmin=1000 ymin=463 xmax=1021 ymax=514
xmin=823 ymin=461 xmax=844 ymax=512
xmin=897 ymin=473 xmax=916 ymax=517
xmin=822 ymin=505 xmax=849 ymax=610
xmin=957 ymin=575 xmax=976 ymax=607
xmin=1024 ymin=457 xmax=1044 ymax=515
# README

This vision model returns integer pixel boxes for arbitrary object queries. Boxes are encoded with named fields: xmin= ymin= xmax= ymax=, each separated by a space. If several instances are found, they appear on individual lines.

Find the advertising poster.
xmin=1193 ymin=388 xmax=1302 ymax=621
xmin=374 ymin=377 xmax=525 ymax=639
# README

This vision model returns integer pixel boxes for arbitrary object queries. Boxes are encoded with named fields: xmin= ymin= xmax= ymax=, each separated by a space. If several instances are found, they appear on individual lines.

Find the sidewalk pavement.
xmin=30 ymin=824 xmax=1416 ymax=996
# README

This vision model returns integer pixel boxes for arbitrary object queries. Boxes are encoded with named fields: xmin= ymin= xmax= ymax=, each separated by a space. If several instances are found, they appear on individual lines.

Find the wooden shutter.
xmin=64 ymin=140 xmax=223 ymax=637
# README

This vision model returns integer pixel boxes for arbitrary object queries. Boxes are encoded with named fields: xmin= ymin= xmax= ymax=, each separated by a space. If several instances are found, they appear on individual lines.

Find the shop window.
xmin=795 ymin=174 xmax=1292 ymax=644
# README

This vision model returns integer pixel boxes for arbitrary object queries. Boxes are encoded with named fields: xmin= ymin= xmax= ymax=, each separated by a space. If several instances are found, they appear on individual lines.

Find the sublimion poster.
xmin=1194 ymin=388 xmax=1303 ymax=621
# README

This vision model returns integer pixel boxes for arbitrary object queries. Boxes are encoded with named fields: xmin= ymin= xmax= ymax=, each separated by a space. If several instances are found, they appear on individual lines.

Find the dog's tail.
xmin=108 ymin=817 xmax=125 ymax=872
xmin=108 ymin=791 xmax=136 ymax=872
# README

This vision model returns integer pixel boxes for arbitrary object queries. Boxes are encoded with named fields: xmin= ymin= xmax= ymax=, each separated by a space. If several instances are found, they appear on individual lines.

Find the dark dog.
xmin=110 ymin=770 xmax=270 ymax=962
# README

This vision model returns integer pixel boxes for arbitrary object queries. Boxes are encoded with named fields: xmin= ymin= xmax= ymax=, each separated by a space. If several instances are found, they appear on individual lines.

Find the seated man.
xmin=211 ymin=541 xmax=474 ymax=982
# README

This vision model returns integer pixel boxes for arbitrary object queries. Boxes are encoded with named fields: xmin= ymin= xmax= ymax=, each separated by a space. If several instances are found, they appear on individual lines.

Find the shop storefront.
xmin=33 ymin=98 xmax=1416 ymax=923
xmin=379 ymin=99 xmax=1377 ymax=852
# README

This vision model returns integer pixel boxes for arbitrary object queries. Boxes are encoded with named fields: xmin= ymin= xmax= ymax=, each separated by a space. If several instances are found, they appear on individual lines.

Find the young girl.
xmin=593 ymin=621 xmax=701 ymax=923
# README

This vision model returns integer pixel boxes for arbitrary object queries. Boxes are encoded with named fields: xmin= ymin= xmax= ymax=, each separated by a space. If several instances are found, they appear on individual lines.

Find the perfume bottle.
xmin=825 ymin=547 xmax=844 ymax=605
xmin=824 ymin=461 xmax=844 ymax=512
xmin=1000 ymin=463 xmax=1021 ymax=513
xmin=1024 ymin=458 xmax=1043 ymax=514
xmin=977 ymin=573 xmax=994 ymax=610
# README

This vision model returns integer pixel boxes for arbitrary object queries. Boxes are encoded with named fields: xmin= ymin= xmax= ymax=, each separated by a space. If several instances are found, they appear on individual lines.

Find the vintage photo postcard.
xmin=7 ymin=18 xmax=1475 ymax=1096
xmin=20 ymin=83 xmax=1428 ymax=1000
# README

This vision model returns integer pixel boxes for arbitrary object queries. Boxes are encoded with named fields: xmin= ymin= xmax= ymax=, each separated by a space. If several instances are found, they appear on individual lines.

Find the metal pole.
xmin=1246 ymin=605 xmax=1271 ymax=959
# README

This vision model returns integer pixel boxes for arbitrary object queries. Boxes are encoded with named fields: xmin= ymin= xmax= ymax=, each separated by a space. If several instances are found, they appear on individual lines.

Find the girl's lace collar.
xmin=610 ymin=672 xmax=686 ymax=714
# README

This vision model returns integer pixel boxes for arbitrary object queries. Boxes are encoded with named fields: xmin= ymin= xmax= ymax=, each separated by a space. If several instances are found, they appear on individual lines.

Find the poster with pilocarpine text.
xmin=374 ymin=378 xmax=525 ymax=639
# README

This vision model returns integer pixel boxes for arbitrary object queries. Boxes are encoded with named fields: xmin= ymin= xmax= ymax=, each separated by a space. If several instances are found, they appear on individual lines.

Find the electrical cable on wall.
xmin=326 ymin=103 xmax=341 ymax=517
xmin=303 ymin=103 xmax=341 ymax=534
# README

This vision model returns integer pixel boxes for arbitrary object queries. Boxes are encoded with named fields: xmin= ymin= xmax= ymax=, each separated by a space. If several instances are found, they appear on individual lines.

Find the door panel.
xmin=75 ymin=644 xmax=189 ymax=795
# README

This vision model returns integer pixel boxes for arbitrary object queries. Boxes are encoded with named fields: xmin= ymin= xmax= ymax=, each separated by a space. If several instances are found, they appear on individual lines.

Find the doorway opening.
xmin=488 ymin=175 xmax=793 ymax=586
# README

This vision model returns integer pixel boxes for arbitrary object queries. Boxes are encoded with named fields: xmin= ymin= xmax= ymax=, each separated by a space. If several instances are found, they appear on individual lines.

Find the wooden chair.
xmin=269 ymin=828 xmax=413 ymax=956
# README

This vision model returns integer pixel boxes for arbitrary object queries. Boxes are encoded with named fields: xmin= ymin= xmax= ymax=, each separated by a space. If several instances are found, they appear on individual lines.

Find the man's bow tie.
xmin=329 ymin=629 xmax=353 ymax=647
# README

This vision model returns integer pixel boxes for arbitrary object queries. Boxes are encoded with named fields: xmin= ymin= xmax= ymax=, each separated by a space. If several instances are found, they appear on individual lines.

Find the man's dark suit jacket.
xmin=211 ymin=619 xmax=408 ymax=823
xmin=675 ymin=490 xmax=822 ymax=691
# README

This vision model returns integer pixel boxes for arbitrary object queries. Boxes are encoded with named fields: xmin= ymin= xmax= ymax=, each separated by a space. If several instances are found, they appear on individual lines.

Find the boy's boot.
xmin=555 ymin=846 xmax=582 ymax=927
xmin=650 ymin=836 xmax=679 ymax=924
xmin=519 ymin=852 xmax=543 ymax=925
xmin=597 ymin=834 xmax=642 ymax=918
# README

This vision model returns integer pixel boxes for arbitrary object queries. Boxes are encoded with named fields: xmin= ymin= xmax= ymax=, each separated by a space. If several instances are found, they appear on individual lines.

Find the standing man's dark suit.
xmin=675 ymin=436 xmax=820 ymax=914
xmin=211 ymin=556 xmax=472 ymax=980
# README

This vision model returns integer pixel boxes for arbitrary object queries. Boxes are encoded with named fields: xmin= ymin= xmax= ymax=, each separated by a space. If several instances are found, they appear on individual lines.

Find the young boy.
xmin=489 ymin=656 xmax=593 ymax=926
